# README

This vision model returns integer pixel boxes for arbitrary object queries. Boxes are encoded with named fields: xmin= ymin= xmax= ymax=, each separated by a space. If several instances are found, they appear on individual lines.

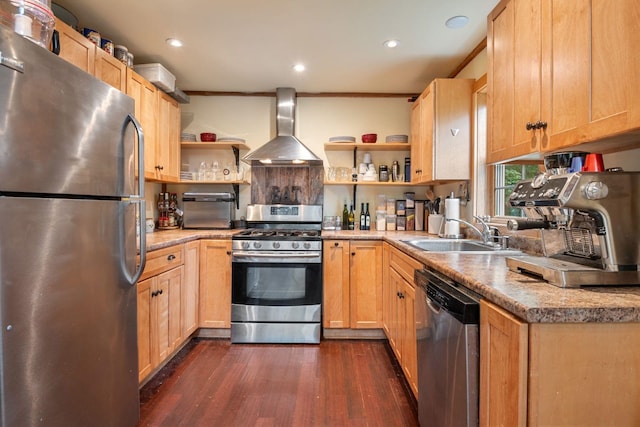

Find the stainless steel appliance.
xmin=0 ymin=27 xmax=146 ymax=426
xmin=182 ymin=192 xmax=235 ymax=229
xmin=415 ymin=268 xmax=480 ymax=427
xmin=242 ymin=87 xmax=323 ymax=165
xmin=506 ymin=171 xmax=640 ymax=287
xmin=231 ymin=204 xmax=323 ymax=344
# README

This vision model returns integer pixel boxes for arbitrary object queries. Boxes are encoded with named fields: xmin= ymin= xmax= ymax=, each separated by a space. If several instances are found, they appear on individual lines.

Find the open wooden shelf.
xmin=324 ymin=142 xmax=410 ymax=151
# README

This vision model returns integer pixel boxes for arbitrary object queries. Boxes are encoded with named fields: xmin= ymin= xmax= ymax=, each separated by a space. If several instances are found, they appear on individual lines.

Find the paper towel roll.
xmin=444 ymin=198 xmax=460 ymax=236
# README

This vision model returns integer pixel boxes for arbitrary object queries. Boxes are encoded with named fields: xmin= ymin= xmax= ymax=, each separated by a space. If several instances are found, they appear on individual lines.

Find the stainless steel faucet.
xmin=444 ymin=215 xmax=508 ymax=248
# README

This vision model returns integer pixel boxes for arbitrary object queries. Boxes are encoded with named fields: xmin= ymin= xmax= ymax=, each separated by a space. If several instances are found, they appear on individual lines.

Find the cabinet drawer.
xmin=390 ymin=246 xmax=423 ymax=285
xmin=139 ymin=245 xmax=184 ymax=281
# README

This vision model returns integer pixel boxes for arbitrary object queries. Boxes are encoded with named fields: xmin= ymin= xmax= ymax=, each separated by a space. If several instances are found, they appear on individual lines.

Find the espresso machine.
xmin=505 ymin=171 xmax=640 ymax=287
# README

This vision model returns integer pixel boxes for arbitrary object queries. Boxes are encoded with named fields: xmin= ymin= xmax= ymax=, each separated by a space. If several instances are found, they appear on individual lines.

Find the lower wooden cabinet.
xmin=199 ymin=240 xmax=232 ymax=328
xmin=182 ymin=240 xmax=200 ymax=336
xmin=323 ymin=240 xmax=383 ymax=329
xmin=479 ymin=299 xmax=528 ymax=427
xmin=137 ymin=262 xmax=183 ymax=383
xmin=384 ymin=244 xmax=422 ymax=398
xmin=480 ymin=299 xmax=640 ymax=425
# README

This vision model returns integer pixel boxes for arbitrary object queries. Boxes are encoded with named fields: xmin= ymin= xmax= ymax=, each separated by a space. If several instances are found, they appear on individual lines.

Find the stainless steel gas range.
xmin=231 ymin=204 xmax=323 ymax=344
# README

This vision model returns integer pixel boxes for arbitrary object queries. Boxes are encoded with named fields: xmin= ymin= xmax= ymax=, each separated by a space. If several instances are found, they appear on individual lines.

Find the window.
xmin=494 ymin=164 xmax=542 ymax=216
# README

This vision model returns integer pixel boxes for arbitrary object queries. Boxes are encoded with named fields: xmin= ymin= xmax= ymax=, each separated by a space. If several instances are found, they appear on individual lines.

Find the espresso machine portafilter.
xmin=505 ymin=171 xmax=640 ymax=287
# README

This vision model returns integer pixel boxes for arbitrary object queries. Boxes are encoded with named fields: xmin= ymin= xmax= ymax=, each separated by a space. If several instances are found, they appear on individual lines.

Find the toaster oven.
xmin=182 ymin=192 xmax=235 ymax=229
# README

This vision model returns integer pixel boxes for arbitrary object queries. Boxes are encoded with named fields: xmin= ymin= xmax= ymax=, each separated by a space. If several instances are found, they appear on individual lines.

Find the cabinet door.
xmin=349 ymin=241 xmax=382 ymax=329
xmin=381 ymin=243 xmax=391 ymax=335
xmin=137 ymin=277 xmax=153 ymax=382
xmin=199 ymin=240 xmax=232 ymax=328
xmin=544 ymin=0 xmax=640 ymax=152
xmin=127 ymin=69 xmax=158 ymax=180
xmin=487 ymin=0 xmax=543 ymax=163
xmin=410 ymin=94 xmax=425 ymax=183
xmin=54 ymin=18 xmax=95 ymax=74
xmin=419 ymin=87 xmax=434 ymax=182
xmin=182 ymin=240 xmax=200 ymax=337
xmin=153 ymin=273 xmax=171 ymax=364
xmin=157 ymin=91 xmax=181 ymax=182
xmin=94 ymin=48 xmax=126 ymax=91
xmin=388 ymin=268 xmax=403 ymax=357
xmin=323 ymin=240 xmax=351 ymax=328
xmin=479 ymin=300 xmax=528 ymax=427
xmin=400 ymin=279 xmax=417 ymax=398
xmin=160 ymin=266 xmax=183 ymax=352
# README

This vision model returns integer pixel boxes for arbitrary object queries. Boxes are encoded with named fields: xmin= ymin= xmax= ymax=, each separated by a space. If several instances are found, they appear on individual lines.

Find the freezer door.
xmin=0 ymin=197 xmax=139 ymax=426
xmin=0 ymin=26 xmax=135 ymax=197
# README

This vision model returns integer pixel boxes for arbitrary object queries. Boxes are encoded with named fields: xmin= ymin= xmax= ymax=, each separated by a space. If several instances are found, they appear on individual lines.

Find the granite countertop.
xmin=143 ymin=229 xmax=640 ymax=323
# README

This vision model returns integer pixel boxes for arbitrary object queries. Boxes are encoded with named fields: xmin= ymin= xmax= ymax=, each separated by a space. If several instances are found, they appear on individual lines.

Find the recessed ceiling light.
xmin=165 ymin=38 xmax=183 ymax=47
xmin=293 ymin=63 xmax=306 ymax=72
xmin=383 ymin=39 xmax=400 ymax=48
xmin=445 ymin=15 xmax=469 ymax=29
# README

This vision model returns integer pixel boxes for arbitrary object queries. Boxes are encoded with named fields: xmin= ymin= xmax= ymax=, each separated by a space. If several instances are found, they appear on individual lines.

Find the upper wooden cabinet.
xmin=94 ymin=47 xmax=127 ymax=91
xmin=54 ymin=18 xmax=95 ymax=74
xmin=127 ymin=69 xmax=159 ymax=180
xmin=410 ymin=78 xmax=474 ymax=184
xmin=487 ymin=0 xmax=640 ymax=163
xmin=157 ymin=91 xmax=181 ymax=182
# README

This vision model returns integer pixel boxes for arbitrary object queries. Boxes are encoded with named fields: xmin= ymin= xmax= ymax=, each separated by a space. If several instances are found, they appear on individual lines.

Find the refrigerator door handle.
xmin=125 ymin=113 xmax=145 ymax=199
xmin=123 ymin=114 xmax=146 ymax=284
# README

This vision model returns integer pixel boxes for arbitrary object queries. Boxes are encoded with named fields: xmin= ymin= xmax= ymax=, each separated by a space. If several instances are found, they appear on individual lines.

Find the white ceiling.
xmin=53 ymin=0 xmax=498 ymax=94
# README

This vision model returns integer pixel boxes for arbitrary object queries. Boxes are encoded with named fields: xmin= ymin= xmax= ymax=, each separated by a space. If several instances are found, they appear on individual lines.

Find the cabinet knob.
xmin=334 ymin=242 xmax=339 ymax=247
xmin=226 ymin=251 xmax=232 ymax=256
xmin=526 ymin=121 xmax=548 ymax=131
xmin=351 ymin=252 xmax=355 ymax=256
xmin=167 ymin=254 xmax=176 ymax=261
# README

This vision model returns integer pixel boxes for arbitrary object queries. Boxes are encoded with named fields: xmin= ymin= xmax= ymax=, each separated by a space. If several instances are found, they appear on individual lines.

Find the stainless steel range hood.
xmin=242 ymin=87 xmax=323 ymax=165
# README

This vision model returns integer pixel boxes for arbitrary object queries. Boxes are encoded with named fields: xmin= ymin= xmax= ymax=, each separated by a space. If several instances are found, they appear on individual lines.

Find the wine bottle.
xmin=359 ymin=203 xmax=366 ymax=230
xmin=348 ymin=205 xmax=355 ymax=230
xmin=364 ymin=202 xmax=371 ymax=230
xmin=342 ymin=204 xmax=349 ymax=230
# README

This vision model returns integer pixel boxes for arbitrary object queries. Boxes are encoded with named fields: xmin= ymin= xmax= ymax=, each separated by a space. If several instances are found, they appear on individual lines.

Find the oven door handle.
xmin=232 ymin=252 xmax=322 ymax=258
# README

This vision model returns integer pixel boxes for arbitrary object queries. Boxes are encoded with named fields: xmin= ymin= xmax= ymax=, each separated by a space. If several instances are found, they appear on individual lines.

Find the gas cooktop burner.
xmin=234 ymin=229 xmax=320 ymax=239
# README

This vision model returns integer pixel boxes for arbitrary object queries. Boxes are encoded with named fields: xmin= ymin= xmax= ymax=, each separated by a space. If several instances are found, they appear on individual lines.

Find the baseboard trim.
xmin=322 ymin=328 xmax=386 ymax=339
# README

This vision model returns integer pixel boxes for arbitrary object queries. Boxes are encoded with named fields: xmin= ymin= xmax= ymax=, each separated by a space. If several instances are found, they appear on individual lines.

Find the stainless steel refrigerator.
xmin=0 ymin=26 xmax=146 ymax=426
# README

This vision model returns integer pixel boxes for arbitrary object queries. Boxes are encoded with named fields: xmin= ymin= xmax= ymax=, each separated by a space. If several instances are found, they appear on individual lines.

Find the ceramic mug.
xmin=583 ymin=153 xmax=604 ymax=172
xmin=145 ymin=218 xmax=155 ymax=233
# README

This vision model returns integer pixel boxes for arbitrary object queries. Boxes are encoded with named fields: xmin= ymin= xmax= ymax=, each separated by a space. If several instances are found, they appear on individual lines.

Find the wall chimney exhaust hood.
xmin=242 ymin=87 xmax=323 ymax=165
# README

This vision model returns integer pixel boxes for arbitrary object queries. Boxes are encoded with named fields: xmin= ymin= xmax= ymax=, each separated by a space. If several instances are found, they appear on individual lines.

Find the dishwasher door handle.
xmin=426 ymin=297 xmax=441 ymax=315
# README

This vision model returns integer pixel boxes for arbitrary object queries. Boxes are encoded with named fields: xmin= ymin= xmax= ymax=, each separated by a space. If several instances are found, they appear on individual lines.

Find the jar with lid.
xmin=114 ymin=45 xmax=128 ymax=66
xmin=378 ymin=164 xmax=389 ymax=182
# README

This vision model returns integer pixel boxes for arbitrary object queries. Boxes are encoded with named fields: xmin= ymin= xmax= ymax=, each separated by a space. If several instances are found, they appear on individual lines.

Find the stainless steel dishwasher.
xmin=415 ymin=268 xmax=480 ymax=427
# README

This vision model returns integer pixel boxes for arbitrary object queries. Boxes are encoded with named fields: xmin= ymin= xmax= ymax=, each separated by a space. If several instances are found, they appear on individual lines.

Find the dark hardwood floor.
xmin=138 ymin=339 xmax=419 ymax=426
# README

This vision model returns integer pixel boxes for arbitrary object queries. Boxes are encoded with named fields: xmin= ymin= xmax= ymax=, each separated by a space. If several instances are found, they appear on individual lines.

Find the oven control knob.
xmin=273 ymin=242 xmax=280 ymax=249
xmin=242 ymin=242 xmax=250 ymax=249
xmin=292 ymin=242 xmax=300 ymax=249
xmin=253 ymin=242 xmax=262 ymax=249
xmin=304 ymin=242 xmax=311 ymax=249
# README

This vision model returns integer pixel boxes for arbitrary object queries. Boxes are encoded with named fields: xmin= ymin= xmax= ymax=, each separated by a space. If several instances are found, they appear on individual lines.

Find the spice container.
xmin=378 ymin=164 xmax=389 ymax=182
xmin=386 ymin=198 xmax=396 ymax=215
xmin=376 ymin=211 xmax=386 ymax=231
xmin=386 ymin=214 xmax=397 ymax=231
xmin=114 ymin=45 xmax=128 ymax=65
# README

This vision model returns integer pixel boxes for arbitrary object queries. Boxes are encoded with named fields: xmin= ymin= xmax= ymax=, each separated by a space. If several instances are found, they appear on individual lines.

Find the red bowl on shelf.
xmin=200 ymin=132 xmax=217 ymax=142
xmin=362 ymin=133 xmax=377 ymax=143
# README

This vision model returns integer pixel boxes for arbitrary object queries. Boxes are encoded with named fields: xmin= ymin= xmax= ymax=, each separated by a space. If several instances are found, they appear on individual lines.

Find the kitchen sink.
xmin=401 ymin=239 xmax=522 ymax=255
